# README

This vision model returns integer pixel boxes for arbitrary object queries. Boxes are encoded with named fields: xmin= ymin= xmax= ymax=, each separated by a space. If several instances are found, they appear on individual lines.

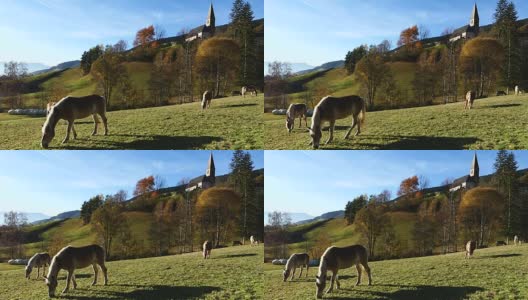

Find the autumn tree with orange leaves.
xmin=459 ymin=187 xmax=504 ymax=247
xmin=195 ymin=187 xmax=241 ymax=247
xmin=133 ymin=25 xmax=156 ymax=47
xmin=131 ymin=175 xmax=165 ymax=211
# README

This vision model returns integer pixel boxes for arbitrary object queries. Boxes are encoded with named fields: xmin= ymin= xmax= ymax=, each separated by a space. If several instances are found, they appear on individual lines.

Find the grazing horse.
xmin=241 ymin=86 xmax=258 ymax=97
xmin=250 ymin=235 xmax=259 ymax=246
xmin=464 ymin=91 xmax=476 ymax=110
xmin=496 ymin=91 xmax=507 ymax=96
xmin=496 ymin=240 xmax=507 ymax=246
xmin=202 ymin=91 xmax=212 ymax=110
xmin=44 ymin=245 xmax=108 ymax=297
xmin=465 ymin=240 xmax=477 ymax=258
xmin=308 ymin=95 xmax=366 ymax=149
xmin=285 ymin=103 xmax=308 ymax=133
xmin=316 ymin=245 xmax=371 ymax=299
xmin=515 ymin=85 xmax=519 ymax=96
xmin=514 ymin=235 xmax=519 ymax=245
xmin=283 ymin=253 xmax=309 ymax=282
xmin=41 ymin=95 xmax=108 ymax=149
xmin=232 ymin=241 xmax=243 ymax=246
xmin=203 ymin=240 xmax=212 ymax=259
xmin=26 ymin=252 xmax=51 ymax=279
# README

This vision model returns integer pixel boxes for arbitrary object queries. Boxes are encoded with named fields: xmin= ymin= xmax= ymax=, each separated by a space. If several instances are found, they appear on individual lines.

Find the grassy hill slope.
xmin=0 ymin=94 xmax=263 ymax=149
xmin=264 ymin=244 xmax=528 ymax=299
xmin=264 ymin=94 xmax=528 ymax=150
xmin=0 ymin=245 xmax=263 ymax=299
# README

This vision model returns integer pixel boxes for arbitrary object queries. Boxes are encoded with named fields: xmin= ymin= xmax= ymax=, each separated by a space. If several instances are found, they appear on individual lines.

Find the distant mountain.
xmin=294 ymin=210 xmax=344 ymax=225
xmin=31 ymin=210 xmax=80 ymax=225
xmin=0 ymin=212 xmax=50 ymax=224
xmin=264 ymin=211 xmax=314 ymax=225
xmin=0 ymin=62 xmax=50 ymax=75
xmin=264 ymin=62 xmax=315 ymax=76
xmin=294 ymin=60 xmax=345 ymax=75
xmin=31 ymin=60 xmax=81 ymax=75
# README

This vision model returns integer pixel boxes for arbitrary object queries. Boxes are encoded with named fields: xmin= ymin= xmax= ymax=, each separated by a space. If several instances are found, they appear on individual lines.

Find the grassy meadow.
xmin=264 ymin=244 xmax=528 ymax=300
xmin=0 ymin=94 xmax=263 ymax=150
xmin=265 ymin=94 xmax=528 ymax=150
xmin=0 ymin=245 xmax=263 ymax=300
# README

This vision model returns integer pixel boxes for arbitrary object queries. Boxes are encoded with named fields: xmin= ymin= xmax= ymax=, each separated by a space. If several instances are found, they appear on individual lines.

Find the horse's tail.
xmin=359 ymin=98 xmax=366 ymax=126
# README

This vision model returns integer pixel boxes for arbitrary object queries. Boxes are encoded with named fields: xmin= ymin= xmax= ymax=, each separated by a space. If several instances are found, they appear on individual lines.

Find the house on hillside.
xmin=185 ymin=3 xmax=216 ymax=42
xmin=185 ymin=153 xmax=216 ymax=192
xmin=449 ymin=153 xmax=480 ymax=192
xmin=449 ymin=3 xmax=480 ymax=43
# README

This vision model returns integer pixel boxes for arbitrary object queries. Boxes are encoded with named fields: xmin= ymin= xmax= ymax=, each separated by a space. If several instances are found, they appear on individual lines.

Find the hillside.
xmin=264 ymin=94 xmax=528 ymax=150
xmin=0 ymin=245 xmax=263 ymax=299
xmin=264 ymin=244 xmax=528 ymax=299
xmin=0 ymin=94 xmax=264 ymax=149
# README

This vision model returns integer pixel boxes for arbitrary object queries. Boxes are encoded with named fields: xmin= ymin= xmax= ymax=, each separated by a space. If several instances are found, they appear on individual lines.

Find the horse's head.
xmin=285 ymin=117 xmax=294 ymax=133
xmin=307 ymin=126 xmax=321 ymax=149
xmin=25 ymin=265 xmax=32 ymax=279
xmin=201 ymin=99 xmax=207 ymax=110
xmin=282 ymin=269 xmax=290 ymax=282
xmin=44 ymin=274 xmax=58 ymax=297
xmin=41 ymin=110 xmax=57 ymax=148
xmin=315 ymin=273 xmax=327 ymax=299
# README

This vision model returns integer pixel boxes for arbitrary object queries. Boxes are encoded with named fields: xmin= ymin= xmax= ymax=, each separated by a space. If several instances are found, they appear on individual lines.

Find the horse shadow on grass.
xmin=340 ymin=134 xmax=480 ymax=150
xmin=60 ymin=284 xmax=221 ymax=300
xmin=58 ymin=134 xmax=223 ymax=150
xmin=488 ymin=103 xmax=522 ymax=109
xmin=484 ymin=253 xmax=521 ymax=259
xmin=323 ymin=284 xmax=483 ymax=300
xmin=219 ymin=253 xmax=257 ymax=259
xmin=221 ymin=103 xmax=258 ymax=108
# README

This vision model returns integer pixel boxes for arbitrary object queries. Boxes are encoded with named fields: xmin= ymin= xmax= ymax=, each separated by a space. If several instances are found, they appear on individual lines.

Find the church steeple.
xmin=206 ymin=152 xmax=215 ymax=182
xmin=470 ymin=3 xmax=479 ymax=32
xmin=206 ymin=2 xmax=215 ymax=29
xmin=469 ymin=152 xmax=479 ymax=183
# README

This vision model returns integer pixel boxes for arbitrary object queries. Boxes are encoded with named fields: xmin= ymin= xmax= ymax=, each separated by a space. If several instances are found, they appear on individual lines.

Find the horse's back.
xmin=317 ymin=96 xmax=363 ymax=120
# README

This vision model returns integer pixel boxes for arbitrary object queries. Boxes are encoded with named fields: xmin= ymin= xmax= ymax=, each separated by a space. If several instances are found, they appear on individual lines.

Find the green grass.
xmin=0 ymin=95 xmax=263 ymax=149
xmin=265 ymin=94 xmax=528 ymax=150
xmin=264 ymin=244 xmax=528 ymax=300
xmin=0 ymin=245 xmax=263 ymax=299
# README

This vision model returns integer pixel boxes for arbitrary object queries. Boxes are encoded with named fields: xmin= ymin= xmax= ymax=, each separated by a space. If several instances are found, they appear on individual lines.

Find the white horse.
xmin=203 ymin=240 xmax=212 ymax=259
xmin=465 ymin=240 xmax=476 ymax=258
xmin=241 ymin=86 xmax=258 ymax=97
xmin=464 ymin=91 xmax=476 ymax=110
xmin=26 ymin=252 xmax=51 ymax=279
xmin=515 ymin=85 xmax=519 ymax=96
xmin=44 ymin=245 xmax=108 ymax=297
xmin=514 ymin=235 xmax=519 ymax=245
xmin=250 ymin=235 xmax=259 ymax=246
xmin=283 ymin=253 xmax=309 ymax=281
xmin=316 ymin=245 xmax=371 ymax=298
xmin=202 ymin=90 xmax=212 ymax=110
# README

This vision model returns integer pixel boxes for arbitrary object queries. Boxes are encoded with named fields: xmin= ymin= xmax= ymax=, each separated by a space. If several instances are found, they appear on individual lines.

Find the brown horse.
xmin=202 ymin=91 xmax=212 ymax=110
xmin=41 ymin=95 xmax=108 ymax=148
xmin=286 ymin=103 xmax=308 ymax=133
xmin=316 ymin=245 xmax=371 ymax=299
xmin=203 ymin=240 xmax=212 ymax=259
xmin=26 ymin=252 xmax=51 ymax=279
xmin=308 ymin=95 xmax=366 ymax=149
xmin=241 ymin=86 xmax=258 ymax=97
xmin=44 ymin=245 xmax=108 ymax=297
xmin=283 ymin=253 xmax=309 ymax=281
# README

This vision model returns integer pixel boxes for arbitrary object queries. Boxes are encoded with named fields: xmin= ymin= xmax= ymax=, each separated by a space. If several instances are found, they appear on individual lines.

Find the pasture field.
xmin=0 ymin=245 xmax=263 ymax=299
xmin=264 ymin=244 xmax=528 ymax=300
xmin=0 ymin=95 xmax=263 ymax=150
xmin=265 ymin=94 xmax=528 ymax=150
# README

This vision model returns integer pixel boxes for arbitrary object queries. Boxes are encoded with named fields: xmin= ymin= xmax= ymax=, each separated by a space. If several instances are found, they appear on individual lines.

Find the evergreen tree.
xmin=493 ymin=0 xmax=521 ymax=90
xmin=229 ymin=0 xmax=257 ymax=86
xmin=494 ymin=150 xmax=520 ymax=241
xmin=80 ymin=195 xmax=104 ymax=224
xmin=344 ymin=195 xmax=368 ymax=225
xmin=229 ymin=150 xmax=256 ymax=243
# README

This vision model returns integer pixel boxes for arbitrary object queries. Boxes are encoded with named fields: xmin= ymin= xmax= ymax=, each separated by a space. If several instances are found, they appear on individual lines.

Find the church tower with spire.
xmin=204 ymin=152 xmax=216 ymax=186
xmin=205 ymin=2 xmax=216 ymax=34
xmin=469 ymin=3 xmax=480 ymax=36
xmin=469 ymin=152 xmax=479 ymax=184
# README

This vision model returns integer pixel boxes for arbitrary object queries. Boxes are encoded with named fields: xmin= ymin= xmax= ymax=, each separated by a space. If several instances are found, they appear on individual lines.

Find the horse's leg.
xmin=71 ymin=123 xmax=77 ymax=140
xmin=355 ymin=264 xmax=362 ymax=285
xmin=101 ymin=113 xmax=108 ymax=136
xmin=100 ymin=263 xmax=108 ymax=285
xmin=290 ymin=267 xmax=296 ymax=281
xmin=62 ymin=120 xmax=73 ymax=144
xmin=304 ymin=115 xmax=308 ymax=127
xmin=92 ymin=264 xmax=98 ymax=285
xmin=336 ymin=274 xmax=340 ymax=289
xmin=63 ymin=270 xmax=72 ymax=294
xmin=306 ymin=264 xmax=309 ymax=277
xmin=92 ymin=114 xmax=98 ymax=136
xmin=325 ymin=121 xmax=335 ymax=145
xmin=37 ymin=266 xmax=39 ymax=279
xmin=356 ymin=114 xmax=361 ymax=136
xmin=363 ymin=262 xmax=372 ymax=285
xmin=299 ymin=265 xmax=303 ymax=278
xmin=327 ymin=270 xmax=336 ymax=294
xmin=72 ymin=274 xmax=77 ymax=289
xmin=345 ymin=116 xmax=357 ymax=139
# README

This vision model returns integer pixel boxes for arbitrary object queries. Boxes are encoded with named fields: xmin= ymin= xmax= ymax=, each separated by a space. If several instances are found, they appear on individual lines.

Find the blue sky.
xmin=0 ymin=150 xmax=263 ymax=216
xmin=265 ymin=0 xmax=528 ymax=66
xmin=265 ymin=151 xmax=528 ymax=217
xmin=0 ymin=0 xmax=263 ymax=66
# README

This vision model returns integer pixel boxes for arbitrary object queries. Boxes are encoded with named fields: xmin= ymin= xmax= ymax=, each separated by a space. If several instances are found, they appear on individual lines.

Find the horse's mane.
xmin=311 ymin=104 xmax=322 ymax=129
